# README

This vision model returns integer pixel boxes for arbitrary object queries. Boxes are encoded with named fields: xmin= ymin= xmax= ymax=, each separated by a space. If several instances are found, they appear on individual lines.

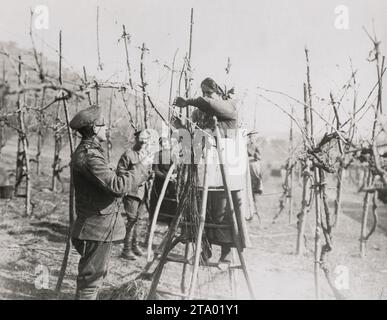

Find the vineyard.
xmin=0 ymin=4 xmax=386 ymax=300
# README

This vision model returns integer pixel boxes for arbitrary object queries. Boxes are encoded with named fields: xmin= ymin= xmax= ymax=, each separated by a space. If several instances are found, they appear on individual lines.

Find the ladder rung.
xmin=157 ymin=215 xmax=232 ymax=230
xmin=157 ymin=289 xmax=227 ymax=300
xmin=165 ymin=253 xmax=242 ymax=269
xmin=166 ymin=255 xmax=190 ymax=264
xmin=156 ymin=289 xmax=213 ymax=300
xmin=180 ymin=222 xmax=231 ymax=229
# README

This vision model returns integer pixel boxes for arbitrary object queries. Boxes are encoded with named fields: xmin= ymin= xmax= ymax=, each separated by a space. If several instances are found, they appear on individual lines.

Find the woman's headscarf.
xmin=201 ymin=77 xmax=235 ymax=100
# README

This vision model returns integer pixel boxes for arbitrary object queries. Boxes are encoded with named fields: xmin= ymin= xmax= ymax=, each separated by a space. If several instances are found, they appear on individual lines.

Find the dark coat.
xmin=189 ymin=97 xmax=238 ymax=137
xmin=71 ymin=138 xmax=147 ymax=242
xmin=116 ymin=148 xmax=153 ymax=201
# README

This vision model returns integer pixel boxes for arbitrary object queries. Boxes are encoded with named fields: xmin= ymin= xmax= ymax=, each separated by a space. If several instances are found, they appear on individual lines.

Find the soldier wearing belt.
xmin=69 ymin=106 xmax=148 ymax=300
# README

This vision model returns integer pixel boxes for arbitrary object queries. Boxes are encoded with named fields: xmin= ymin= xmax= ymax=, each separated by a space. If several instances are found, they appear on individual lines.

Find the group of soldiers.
xmin=69 ymin=77 xmax=263 ymax=300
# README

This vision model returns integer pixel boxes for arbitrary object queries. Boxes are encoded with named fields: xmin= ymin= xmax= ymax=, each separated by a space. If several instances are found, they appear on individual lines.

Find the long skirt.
xmin=201 ymin=189 xmax=250 ymax=248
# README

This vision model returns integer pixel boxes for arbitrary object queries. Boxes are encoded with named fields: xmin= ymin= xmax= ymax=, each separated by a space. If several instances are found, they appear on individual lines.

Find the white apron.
xmin=196 ymin=129 xmax=248 ymax=190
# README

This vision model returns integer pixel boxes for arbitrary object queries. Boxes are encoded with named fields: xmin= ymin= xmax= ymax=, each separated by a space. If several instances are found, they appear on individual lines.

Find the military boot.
xmin=131 ymin=224 xmax=144 ymax=257
xmin=121 ymin=221 xmax=136 ymax=260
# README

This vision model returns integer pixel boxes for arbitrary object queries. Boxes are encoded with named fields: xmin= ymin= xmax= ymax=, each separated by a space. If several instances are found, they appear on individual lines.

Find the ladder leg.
xmin=147 ymin=163 xmax=175 ymax=262
xmin=187 ymin=152 xmax=209 ymax=299
xmin=213 ymin=116 xmax=256 ymax=300
xmin=234 ymin=237 xmax=255 ymax=299
xmin=180 ymin=243 xmax=190 ymax=296
xmin=137 ymin=232 xmax=171 ymax=280
xmin=228 ymin=248 xmax=237 ymax=299
xmin=147 ymin=209 xmax=184 ymax=299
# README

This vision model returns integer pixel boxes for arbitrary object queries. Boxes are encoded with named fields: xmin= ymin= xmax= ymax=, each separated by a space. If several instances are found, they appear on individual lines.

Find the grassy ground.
xmin=0 ymin=136 xmax=386 ymax=300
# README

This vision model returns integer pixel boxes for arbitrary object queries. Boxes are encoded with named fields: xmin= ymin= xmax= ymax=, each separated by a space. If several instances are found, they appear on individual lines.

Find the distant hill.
xmin=0 ymin=40 xmax=148 ymax=147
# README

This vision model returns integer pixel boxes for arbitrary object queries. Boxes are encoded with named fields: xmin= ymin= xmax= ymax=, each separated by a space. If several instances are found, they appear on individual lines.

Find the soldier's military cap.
xmin=69 ymin=106 xmax=102 ymax=130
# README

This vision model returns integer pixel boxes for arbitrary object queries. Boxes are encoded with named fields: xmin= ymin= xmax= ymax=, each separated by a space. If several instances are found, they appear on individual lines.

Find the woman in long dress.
xmin=174 ymin=77 xmax=250 ymax=264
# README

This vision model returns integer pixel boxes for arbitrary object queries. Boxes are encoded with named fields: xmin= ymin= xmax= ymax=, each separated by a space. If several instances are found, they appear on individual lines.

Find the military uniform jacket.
xmin=247 ymin=143 xmax=261 ymax=161
xmin=71 ymin=138 xmax=147 ymax=241
xmin=116 ymin=148 xmax=153 ymax=201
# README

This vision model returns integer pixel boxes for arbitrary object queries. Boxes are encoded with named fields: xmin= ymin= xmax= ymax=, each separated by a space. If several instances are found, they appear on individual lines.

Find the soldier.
xmin=117 ymin=129 xmax=158 ymax=260
xmin=69 ymin=106 xmax=148 ymax=300
xmin=247 ymin=133 xmax=263 ymax=220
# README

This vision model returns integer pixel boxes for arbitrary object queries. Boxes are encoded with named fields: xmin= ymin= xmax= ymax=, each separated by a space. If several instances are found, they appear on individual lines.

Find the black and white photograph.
xmin=0 ymin=0 xmax=386 ymax=303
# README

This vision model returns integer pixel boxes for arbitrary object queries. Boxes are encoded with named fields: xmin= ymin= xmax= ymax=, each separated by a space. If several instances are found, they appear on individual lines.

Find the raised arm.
xmin=187 ymin=97 xmax=237 ymax=121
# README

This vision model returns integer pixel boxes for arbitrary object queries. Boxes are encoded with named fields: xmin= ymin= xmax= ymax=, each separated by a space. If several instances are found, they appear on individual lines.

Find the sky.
xmin=0 ymin=0 xmax=386 ymax=137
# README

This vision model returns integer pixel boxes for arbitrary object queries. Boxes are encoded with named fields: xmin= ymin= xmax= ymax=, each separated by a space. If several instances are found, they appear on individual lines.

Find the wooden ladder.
xmin=143 ymin=116 xmax=255 ymax=300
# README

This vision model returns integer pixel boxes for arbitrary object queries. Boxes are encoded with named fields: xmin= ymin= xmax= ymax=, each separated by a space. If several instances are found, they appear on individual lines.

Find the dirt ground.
xmin=0 ymin=137 xmax=386 ymax=300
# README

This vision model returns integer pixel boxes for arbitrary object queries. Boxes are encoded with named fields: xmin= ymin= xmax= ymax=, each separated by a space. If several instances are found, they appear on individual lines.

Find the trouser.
xmin=253 ymin=192 xmax=262 ymax=220
xmin=122 ymin=197 xmax=144 ymax=255
xmin=72 ymin=239 xmax=112 ymax=300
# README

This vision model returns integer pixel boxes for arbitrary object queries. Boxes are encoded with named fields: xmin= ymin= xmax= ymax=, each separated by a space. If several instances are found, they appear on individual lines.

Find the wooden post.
xmin=305 ymin=47 xmax=322 ymax=300
xmin=95 ymin=81 xmax=99 ymax=107
xmin=121 ymin=25 xmax=134 ymax=90
xmin=360 ymin=173 xmax=373 ymax=258
xmin=168 ymin=49 xmax=179 ymax=126
xmin=184 ymin=8 xmax=194 ymax=122
xmin=330 ymin=93 xmax=344 ymax=228
xmin=51 ymin=115 xmax=62 ymax=192
xmin=296 ymin=83 xmax=310 ymax=256
xmin=140 ymin=42 xmax=148 ymax=129
xmin=288 ymin=106 xmax=294 ymax=224
xmin=313 ymin=167 xmax=322 ymax=300
xmin=56 ymin=30 xmax=76 ymax=293
xmin=96 ymin=6 xmax=103 ymax=70
xmin=15 ymin=56 xmax=31 ymax=216
xmin=359 ymin=28 xmax=384 ymax=258
xmin=36 ymin=90 xmax=46 ymax=175
xmin=106 ymin=89 xmax=113 ymax=162
xmin=82 ymin=66 xmax=92 ymax=106
xmin=0 ymin=59 xmax=6 ymax=155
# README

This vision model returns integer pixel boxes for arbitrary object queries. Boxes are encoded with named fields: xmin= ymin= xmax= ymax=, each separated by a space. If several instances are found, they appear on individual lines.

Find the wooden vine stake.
xmin=360 ymin=27 xmax=384 ymax=258
xmin=56 ymin=30 xmax=76 ymax=293
xmin=288 ymin=107 xmax=294 ymax=224
xmin=304 ymin=47 xmax=323 ymax=299
xmin=36 ymin=89 xmax=46 ymax=175
xmin=296 ymin=83 xmax=310 ymax=256
xmin=106 ymin=89 xmax=113 ymax=162
xmin=0 ymin=60 xmax=6 ymax=155
xmin=140 ymin=42 xmax=149 ymax=129
xmin=15 ymin=56 xmax=32 ymax=216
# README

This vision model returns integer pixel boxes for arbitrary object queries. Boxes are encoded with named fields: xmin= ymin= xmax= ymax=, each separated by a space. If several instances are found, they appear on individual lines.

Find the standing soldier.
xmin=247 ymin=133 xmax=263 ymax=220
xmin=69 ymin=106 xmax=148 ymax=300
xmin=117 ymin=129 xmax=158 ymax=260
